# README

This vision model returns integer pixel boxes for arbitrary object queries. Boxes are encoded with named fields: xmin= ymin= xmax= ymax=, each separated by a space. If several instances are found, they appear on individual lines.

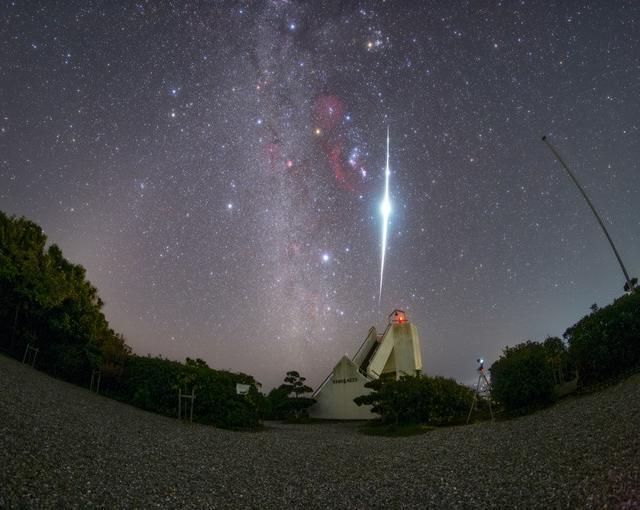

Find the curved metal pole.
xmin=542 ymin=136 xmax=635 ymax=293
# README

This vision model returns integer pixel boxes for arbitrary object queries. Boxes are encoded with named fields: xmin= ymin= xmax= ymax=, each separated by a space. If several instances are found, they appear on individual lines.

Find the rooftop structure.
xmin=310 ymin=310 xmax=423 ymax=420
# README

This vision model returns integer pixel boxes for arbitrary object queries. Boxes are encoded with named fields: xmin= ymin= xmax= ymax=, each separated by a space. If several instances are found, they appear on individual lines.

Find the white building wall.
xmin=309 ymin=356 xmax=375 ymax=420
xmin=367 ymin=322 xmax=422 ymax=379
xmin=310 ymin=310 xmax=423 ymax=420
xmin=388 ymin=322 xmax=422 ymax=377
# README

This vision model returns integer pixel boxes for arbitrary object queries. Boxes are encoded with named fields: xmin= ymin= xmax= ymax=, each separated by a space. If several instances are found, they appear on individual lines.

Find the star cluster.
xmin=1 ymin=1 xmax=638 ymax=388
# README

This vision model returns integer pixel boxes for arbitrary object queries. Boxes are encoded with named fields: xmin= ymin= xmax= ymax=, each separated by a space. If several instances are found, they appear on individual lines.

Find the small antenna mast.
xmin=542 ymin=136 xmax=635 ymax=293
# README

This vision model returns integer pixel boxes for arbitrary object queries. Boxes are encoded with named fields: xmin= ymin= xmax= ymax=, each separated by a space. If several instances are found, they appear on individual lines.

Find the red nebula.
xmin=312 ymin=95 xmax=372 ymax=193
xmin=326 ymin=140 xmax=351 ymax=191
xmin=323 ymin=139 xmax=371 ymax=193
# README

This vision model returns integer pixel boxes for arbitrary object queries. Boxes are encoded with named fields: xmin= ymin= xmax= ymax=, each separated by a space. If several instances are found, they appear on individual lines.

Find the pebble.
xmin=0 ymin=354 xmax=638 ymax=508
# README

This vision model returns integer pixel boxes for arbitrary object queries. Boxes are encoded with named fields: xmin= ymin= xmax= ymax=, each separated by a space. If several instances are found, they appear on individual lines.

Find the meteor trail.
xmin=379 ymin=127 xmax=391 ymax=306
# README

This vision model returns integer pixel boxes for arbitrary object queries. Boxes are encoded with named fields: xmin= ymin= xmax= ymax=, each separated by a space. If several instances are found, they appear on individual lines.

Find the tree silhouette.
xmin=283 ymin=370 xmax=312 ymax=397
xmin=269 ymin=371 xmax=315 ymax=421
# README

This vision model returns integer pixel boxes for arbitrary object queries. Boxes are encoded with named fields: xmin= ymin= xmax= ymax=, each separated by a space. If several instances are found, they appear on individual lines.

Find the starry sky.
xmin=1 ymin=1 xmax=639 ymax=389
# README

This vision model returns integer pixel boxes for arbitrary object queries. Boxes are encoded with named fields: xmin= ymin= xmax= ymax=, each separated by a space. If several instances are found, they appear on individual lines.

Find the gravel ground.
xmin=1 ymin=354 xmax=639 ymax=509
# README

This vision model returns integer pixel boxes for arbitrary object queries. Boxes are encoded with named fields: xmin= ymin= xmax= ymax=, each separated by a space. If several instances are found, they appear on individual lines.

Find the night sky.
xmin=1 ymin=1 xmax=638 ymax=389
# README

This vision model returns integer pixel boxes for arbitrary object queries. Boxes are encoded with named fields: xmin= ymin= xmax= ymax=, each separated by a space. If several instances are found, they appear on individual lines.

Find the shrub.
xmin=354 ymin=374 xmax=474 ymax=426
xmin=266 ymin=371 xmax=315 ymax=421
xmin=108 ymin=355 xmax=262 ymax=429
xmin=426 ymin=376 xmax=477 ymax=425
xmin=0 ymin=211 xmax=130 ymax=382
xmin=0 ymin=211 xmax=263 ymax=430
xmin=541 ymin=336 xmax=575 ymax=385
xmin=489 ymin=341 xmax=556 ymax=413
xmin=565 ymin=291 xmax=640 ymax=386
xmin=264 ymin=386 xmax=289 ymax=420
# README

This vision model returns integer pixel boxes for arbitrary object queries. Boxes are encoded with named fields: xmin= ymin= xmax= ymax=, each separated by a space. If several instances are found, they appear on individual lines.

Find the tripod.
xmin=466 ymin=367 xmax=494 ymax=424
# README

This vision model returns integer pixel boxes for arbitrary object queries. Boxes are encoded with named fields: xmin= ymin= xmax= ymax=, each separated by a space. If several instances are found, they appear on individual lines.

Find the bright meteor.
xmin=378 ymin=127 xmax=391 ymax=306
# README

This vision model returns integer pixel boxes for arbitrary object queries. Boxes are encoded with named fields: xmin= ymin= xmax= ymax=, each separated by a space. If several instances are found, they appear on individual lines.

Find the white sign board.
xmin=236 ymin=383 xmax=250 ymax=395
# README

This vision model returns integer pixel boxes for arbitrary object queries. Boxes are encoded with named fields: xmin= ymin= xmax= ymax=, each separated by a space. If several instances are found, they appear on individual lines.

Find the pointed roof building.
xmin=310 ymin=310 xmax=423 ymax=420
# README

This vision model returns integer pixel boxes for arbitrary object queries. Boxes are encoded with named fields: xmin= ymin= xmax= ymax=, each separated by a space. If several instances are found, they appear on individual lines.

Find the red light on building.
xmin=389 ymin=309 xmax=408 ymax=325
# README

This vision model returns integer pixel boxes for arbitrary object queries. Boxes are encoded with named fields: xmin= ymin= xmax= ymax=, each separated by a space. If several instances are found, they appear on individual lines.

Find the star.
xmin=2 ymin=0 xmax=636 ymax=394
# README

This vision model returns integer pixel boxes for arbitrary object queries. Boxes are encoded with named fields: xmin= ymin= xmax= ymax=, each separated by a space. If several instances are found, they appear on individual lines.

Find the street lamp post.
xmin=542 ymin=136 xmax=635 ymax=293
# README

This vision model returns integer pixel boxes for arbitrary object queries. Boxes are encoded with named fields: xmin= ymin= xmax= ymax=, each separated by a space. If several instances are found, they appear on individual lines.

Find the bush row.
xmin=108 ymin=356 xmax=262 ymax=429
xmin=490 ymin=291 xmax=640 ymax=413
xmin=565 ymin=292 xmax=640 ymax=386
xmin=0 ymin=211 xmax=262 ymax=429
xmin=354 ymin=374 xmax=475 ymax=426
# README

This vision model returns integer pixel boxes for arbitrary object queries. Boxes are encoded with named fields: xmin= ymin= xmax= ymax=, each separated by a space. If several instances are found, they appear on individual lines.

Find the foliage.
xmin=354 ymin=374 xmax=474 ymax=426
xmin=283 ymin=370 xmax=312 ymax=397
xmin=279 ymin=396 xmax=316 ymax=422
xmin=490 ymin=292 xmax=638 ymax=413
xmin=264 ymin=385 xmax=290 ymax=420
xmin=489 ymin=341 xmax=556 ymax=413
xmin=106 ymin=355 xmax=262 ymax=429
xmin=565 ymin=291 xmax=640 ymax=386
xmin=0 ymin=211 xmax=262 ymax=429
xmin=541 ymin=336 xmax=575 ymax=385
xmin=266 ymin=371 xmax=315 ymax=421
xmin=5 ymin=209 xmax=637 ymax=430
xmin=0 ymin=211 xmax=129 ymax=383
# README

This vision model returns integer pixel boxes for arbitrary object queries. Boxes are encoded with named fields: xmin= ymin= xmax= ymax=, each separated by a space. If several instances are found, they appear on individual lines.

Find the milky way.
xmin=1 ymin=1 xmax=639 ymax=388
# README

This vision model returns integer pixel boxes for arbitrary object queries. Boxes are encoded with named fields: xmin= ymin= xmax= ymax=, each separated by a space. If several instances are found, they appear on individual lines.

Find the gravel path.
xmin=1 ymin=354 xmax=639 ymax=509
